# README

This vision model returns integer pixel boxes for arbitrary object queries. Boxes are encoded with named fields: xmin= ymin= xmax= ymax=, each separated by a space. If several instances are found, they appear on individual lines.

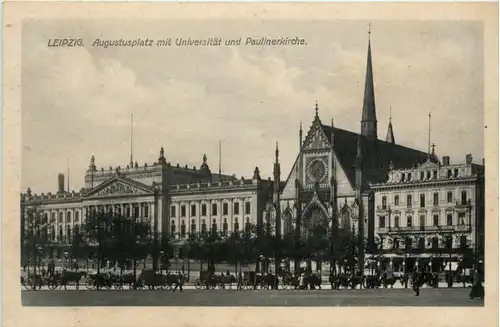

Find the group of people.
xmin=409 ymin=269 xmax=483 ymax=299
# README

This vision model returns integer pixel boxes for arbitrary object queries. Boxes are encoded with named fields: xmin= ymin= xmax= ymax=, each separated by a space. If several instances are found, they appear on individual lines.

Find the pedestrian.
xmin=469 ymin=269 xmax=484 ymax=300
xmin=412 ymin=272 xmax=421 ymax=296
xmin=237 ymin=272 xmax=243 ymax=291
xmin=173 ymin=272 xmax=184 ymax=292
xmin=299 ymin=273 xmax=305 ymax=290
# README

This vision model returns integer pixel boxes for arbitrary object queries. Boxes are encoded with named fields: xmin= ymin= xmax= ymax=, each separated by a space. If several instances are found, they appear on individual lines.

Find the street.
xmin=22 ymin=287 xmax=483 ymax=307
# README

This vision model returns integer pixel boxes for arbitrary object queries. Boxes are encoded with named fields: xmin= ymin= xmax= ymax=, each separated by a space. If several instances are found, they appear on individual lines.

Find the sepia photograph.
xmin=2 ymin=2 xmax=498 ymax=327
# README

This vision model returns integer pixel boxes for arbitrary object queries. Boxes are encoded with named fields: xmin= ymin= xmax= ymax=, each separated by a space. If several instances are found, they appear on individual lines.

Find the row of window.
xmin=378 ymin=212 xmax=467 ymax=228
xmin=35 ymin=225 xmax=80 ymax=241
xmin=400 ymin=168 xmax=461 ymax=182
xmin=33 ymin=205 xmax=151 ymax=224
xmin=390 ymin=235 xmax=468 ymax=250
xmin=170 ymin=218 xmax=252 ymax=237
xmin=381 ymin=190 xmax=468 ymax=209
xmin=170 ymin=201 xmax=251 ymax=218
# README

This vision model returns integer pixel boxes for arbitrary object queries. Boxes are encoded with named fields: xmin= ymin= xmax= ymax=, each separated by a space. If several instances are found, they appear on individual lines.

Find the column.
xmin=150 ymin=201 xmax=155 ymax=234
xmin=229 ymin=198 xmax=234 ymax=234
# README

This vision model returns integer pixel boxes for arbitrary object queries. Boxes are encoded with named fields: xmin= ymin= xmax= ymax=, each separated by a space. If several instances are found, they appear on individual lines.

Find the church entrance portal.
xmin=298 ymin=204 xmax=329 ymax=275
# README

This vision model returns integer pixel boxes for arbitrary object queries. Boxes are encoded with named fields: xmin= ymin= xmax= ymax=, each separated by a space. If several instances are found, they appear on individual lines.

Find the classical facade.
xmin=371 ymin=154 xmax=485 ymax=274
xmin=21 ymin=148 xmax=273 ymax=264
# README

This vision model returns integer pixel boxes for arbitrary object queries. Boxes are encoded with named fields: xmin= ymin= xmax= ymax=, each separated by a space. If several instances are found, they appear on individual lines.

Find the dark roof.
xmin=321 ymin=124 xmax=437 ymax=188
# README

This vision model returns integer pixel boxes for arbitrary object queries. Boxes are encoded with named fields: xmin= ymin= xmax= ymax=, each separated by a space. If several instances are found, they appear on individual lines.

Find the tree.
xmin=224 ymin=231 xmax=245 ymax=274
xmin=70 ymin=225 xmax=88 ymax=270
xmin=365 ymin=234 xmax=385 ymax=275
xmin=81 ymin=209 xmax=114 ymax=277
xmin=21 ymin=205 xmax=51 ymax=290
xmin=387 ymin=230 xmax=416 ymax=288
xmin=331 ymin=227 xmax=358 ymax=274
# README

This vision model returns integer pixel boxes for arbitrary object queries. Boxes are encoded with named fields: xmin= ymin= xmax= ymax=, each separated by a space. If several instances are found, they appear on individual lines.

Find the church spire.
xmin=361 ymin=23 xmax=378 ymax=141
xmin=385 ymin=106 xmax=395 ymax=144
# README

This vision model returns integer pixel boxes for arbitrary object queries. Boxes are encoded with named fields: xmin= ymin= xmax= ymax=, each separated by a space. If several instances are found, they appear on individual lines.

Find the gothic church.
xmin=273 ymin=33 xmax=437 ymax=270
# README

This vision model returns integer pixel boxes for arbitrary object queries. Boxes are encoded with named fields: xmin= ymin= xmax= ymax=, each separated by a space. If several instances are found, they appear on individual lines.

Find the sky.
xmin=21 ymin=19 xmax=484 ymax=193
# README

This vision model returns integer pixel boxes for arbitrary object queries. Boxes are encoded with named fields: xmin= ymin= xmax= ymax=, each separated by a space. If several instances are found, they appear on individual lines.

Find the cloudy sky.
xmin=21 ymin=19 xmax=484 ymax=192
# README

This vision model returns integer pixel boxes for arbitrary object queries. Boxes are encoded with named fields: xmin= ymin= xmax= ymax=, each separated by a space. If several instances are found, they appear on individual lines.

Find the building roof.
xmin=321 ymin=124 xmax=437 ymax=188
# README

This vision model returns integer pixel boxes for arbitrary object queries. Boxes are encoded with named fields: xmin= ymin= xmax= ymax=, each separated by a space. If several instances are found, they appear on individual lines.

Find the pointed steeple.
xmin=385 ymin=106 xmax=395 ymax=144
xmin=299 ymin=121 xmax=303 ymax=150
xmin=361 ymin=24 xmax=378 ymax=141
xmin=275 ymin=142 xmax=279 ymax=163
xmin=274 ymin=142 xmax=281 ymax=189
xmin=330 ymin=118 xmax=335 ymax=146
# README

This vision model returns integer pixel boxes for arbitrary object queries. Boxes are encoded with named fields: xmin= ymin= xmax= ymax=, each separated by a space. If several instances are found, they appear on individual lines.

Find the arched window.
xmin=170 ymin=220 xmax=176 ymax=235
xmin=66 ymin=225 xmax=72 ymax=242
xmin=201 ymin=219 xmax=207 ymax=235
xmin=222 ymin=218 xmax=228 ymax=236
xmin=211 ymin=218 xmax=217 ymax=234
xmin=245 ymin=217 xmax=251 ymax=233
xmin=341 ymin=208 xmax=350 ymax=227
xmin=407 ymin=215 xmax=412 ymax=227
xmin=283 ymin=211 xmax=293 ymax=235
xmin=190 ymin=219 xmax=196 ymax=235
xmin=394 ymin=216 xmax=400 ymax=228
xmin=234 ymin=218 xmax=239 ymax=232
xmin=180 ymin=220 xmax=186 ymax=238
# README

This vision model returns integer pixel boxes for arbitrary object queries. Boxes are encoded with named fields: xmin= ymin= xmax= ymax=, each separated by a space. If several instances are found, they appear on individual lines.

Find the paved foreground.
xmin=22 ymin=288 xmax=483 ymax=307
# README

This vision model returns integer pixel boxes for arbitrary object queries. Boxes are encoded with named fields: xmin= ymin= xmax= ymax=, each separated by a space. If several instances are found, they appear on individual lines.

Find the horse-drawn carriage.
xmin=194 ymin=271 xmax=236 ymax=290
xmin=21 ymin=269 xmax=87 ymax=290
xmin=136 ymin=269 xmax=183 ymax=290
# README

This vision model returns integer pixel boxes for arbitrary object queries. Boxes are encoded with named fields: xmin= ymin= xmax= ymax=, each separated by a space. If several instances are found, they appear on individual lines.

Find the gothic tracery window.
xmin=340 ymin=207 xmax=350 ymax=228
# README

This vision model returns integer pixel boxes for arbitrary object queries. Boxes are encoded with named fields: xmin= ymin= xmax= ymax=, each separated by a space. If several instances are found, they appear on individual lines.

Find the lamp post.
xmin=402 ymin=261 xmax=407 ymax=288
xmin=184 ymin=243 xmax=190 ymax=282
xmin=64 ymin=251 xmax=68 ymax=270
xmin=160 ymin=250 xmax=165 ymax=274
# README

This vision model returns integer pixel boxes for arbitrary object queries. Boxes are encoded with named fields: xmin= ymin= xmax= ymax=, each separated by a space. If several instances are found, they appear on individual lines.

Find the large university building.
xmin=21 ymin=149 xmax=274 ymax=263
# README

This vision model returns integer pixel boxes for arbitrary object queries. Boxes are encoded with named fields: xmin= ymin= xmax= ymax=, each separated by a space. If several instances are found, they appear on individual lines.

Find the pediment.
xmin=418 ymin=160 xmax=439 ymax=170
xmin=303 ymin=122 xmax=330 ymax=150
xmin=85 ymin=177 xmax=152 ymax=198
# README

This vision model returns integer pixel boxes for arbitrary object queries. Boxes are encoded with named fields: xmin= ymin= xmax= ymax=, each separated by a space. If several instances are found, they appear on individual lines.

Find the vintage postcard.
xmin=2 ymin=2 xmax=498 ymax=327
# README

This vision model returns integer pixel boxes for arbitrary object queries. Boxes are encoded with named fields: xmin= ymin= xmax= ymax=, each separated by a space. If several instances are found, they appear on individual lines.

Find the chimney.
xmin=442 ymin=156 xmax=450 ymax=166
xmin=465 ymin=154 xmax=473 ymax=165
xmin=58 ymin=173 xmax=65 ymax=193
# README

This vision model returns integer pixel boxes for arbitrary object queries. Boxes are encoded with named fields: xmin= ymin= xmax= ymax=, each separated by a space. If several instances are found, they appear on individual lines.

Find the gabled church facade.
xmin=272 ymin=33 xmax=435 ymax=271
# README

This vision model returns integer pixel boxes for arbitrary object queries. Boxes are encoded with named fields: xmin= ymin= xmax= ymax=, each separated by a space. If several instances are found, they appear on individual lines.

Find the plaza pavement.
xmin=22 ymin=287 xmax=483 ymax=307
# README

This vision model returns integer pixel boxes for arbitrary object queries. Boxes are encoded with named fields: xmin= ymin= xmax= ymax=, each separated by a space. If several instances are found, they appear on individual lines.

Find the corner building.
xmin=371 ymin=154 xmax=485 ymax=274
